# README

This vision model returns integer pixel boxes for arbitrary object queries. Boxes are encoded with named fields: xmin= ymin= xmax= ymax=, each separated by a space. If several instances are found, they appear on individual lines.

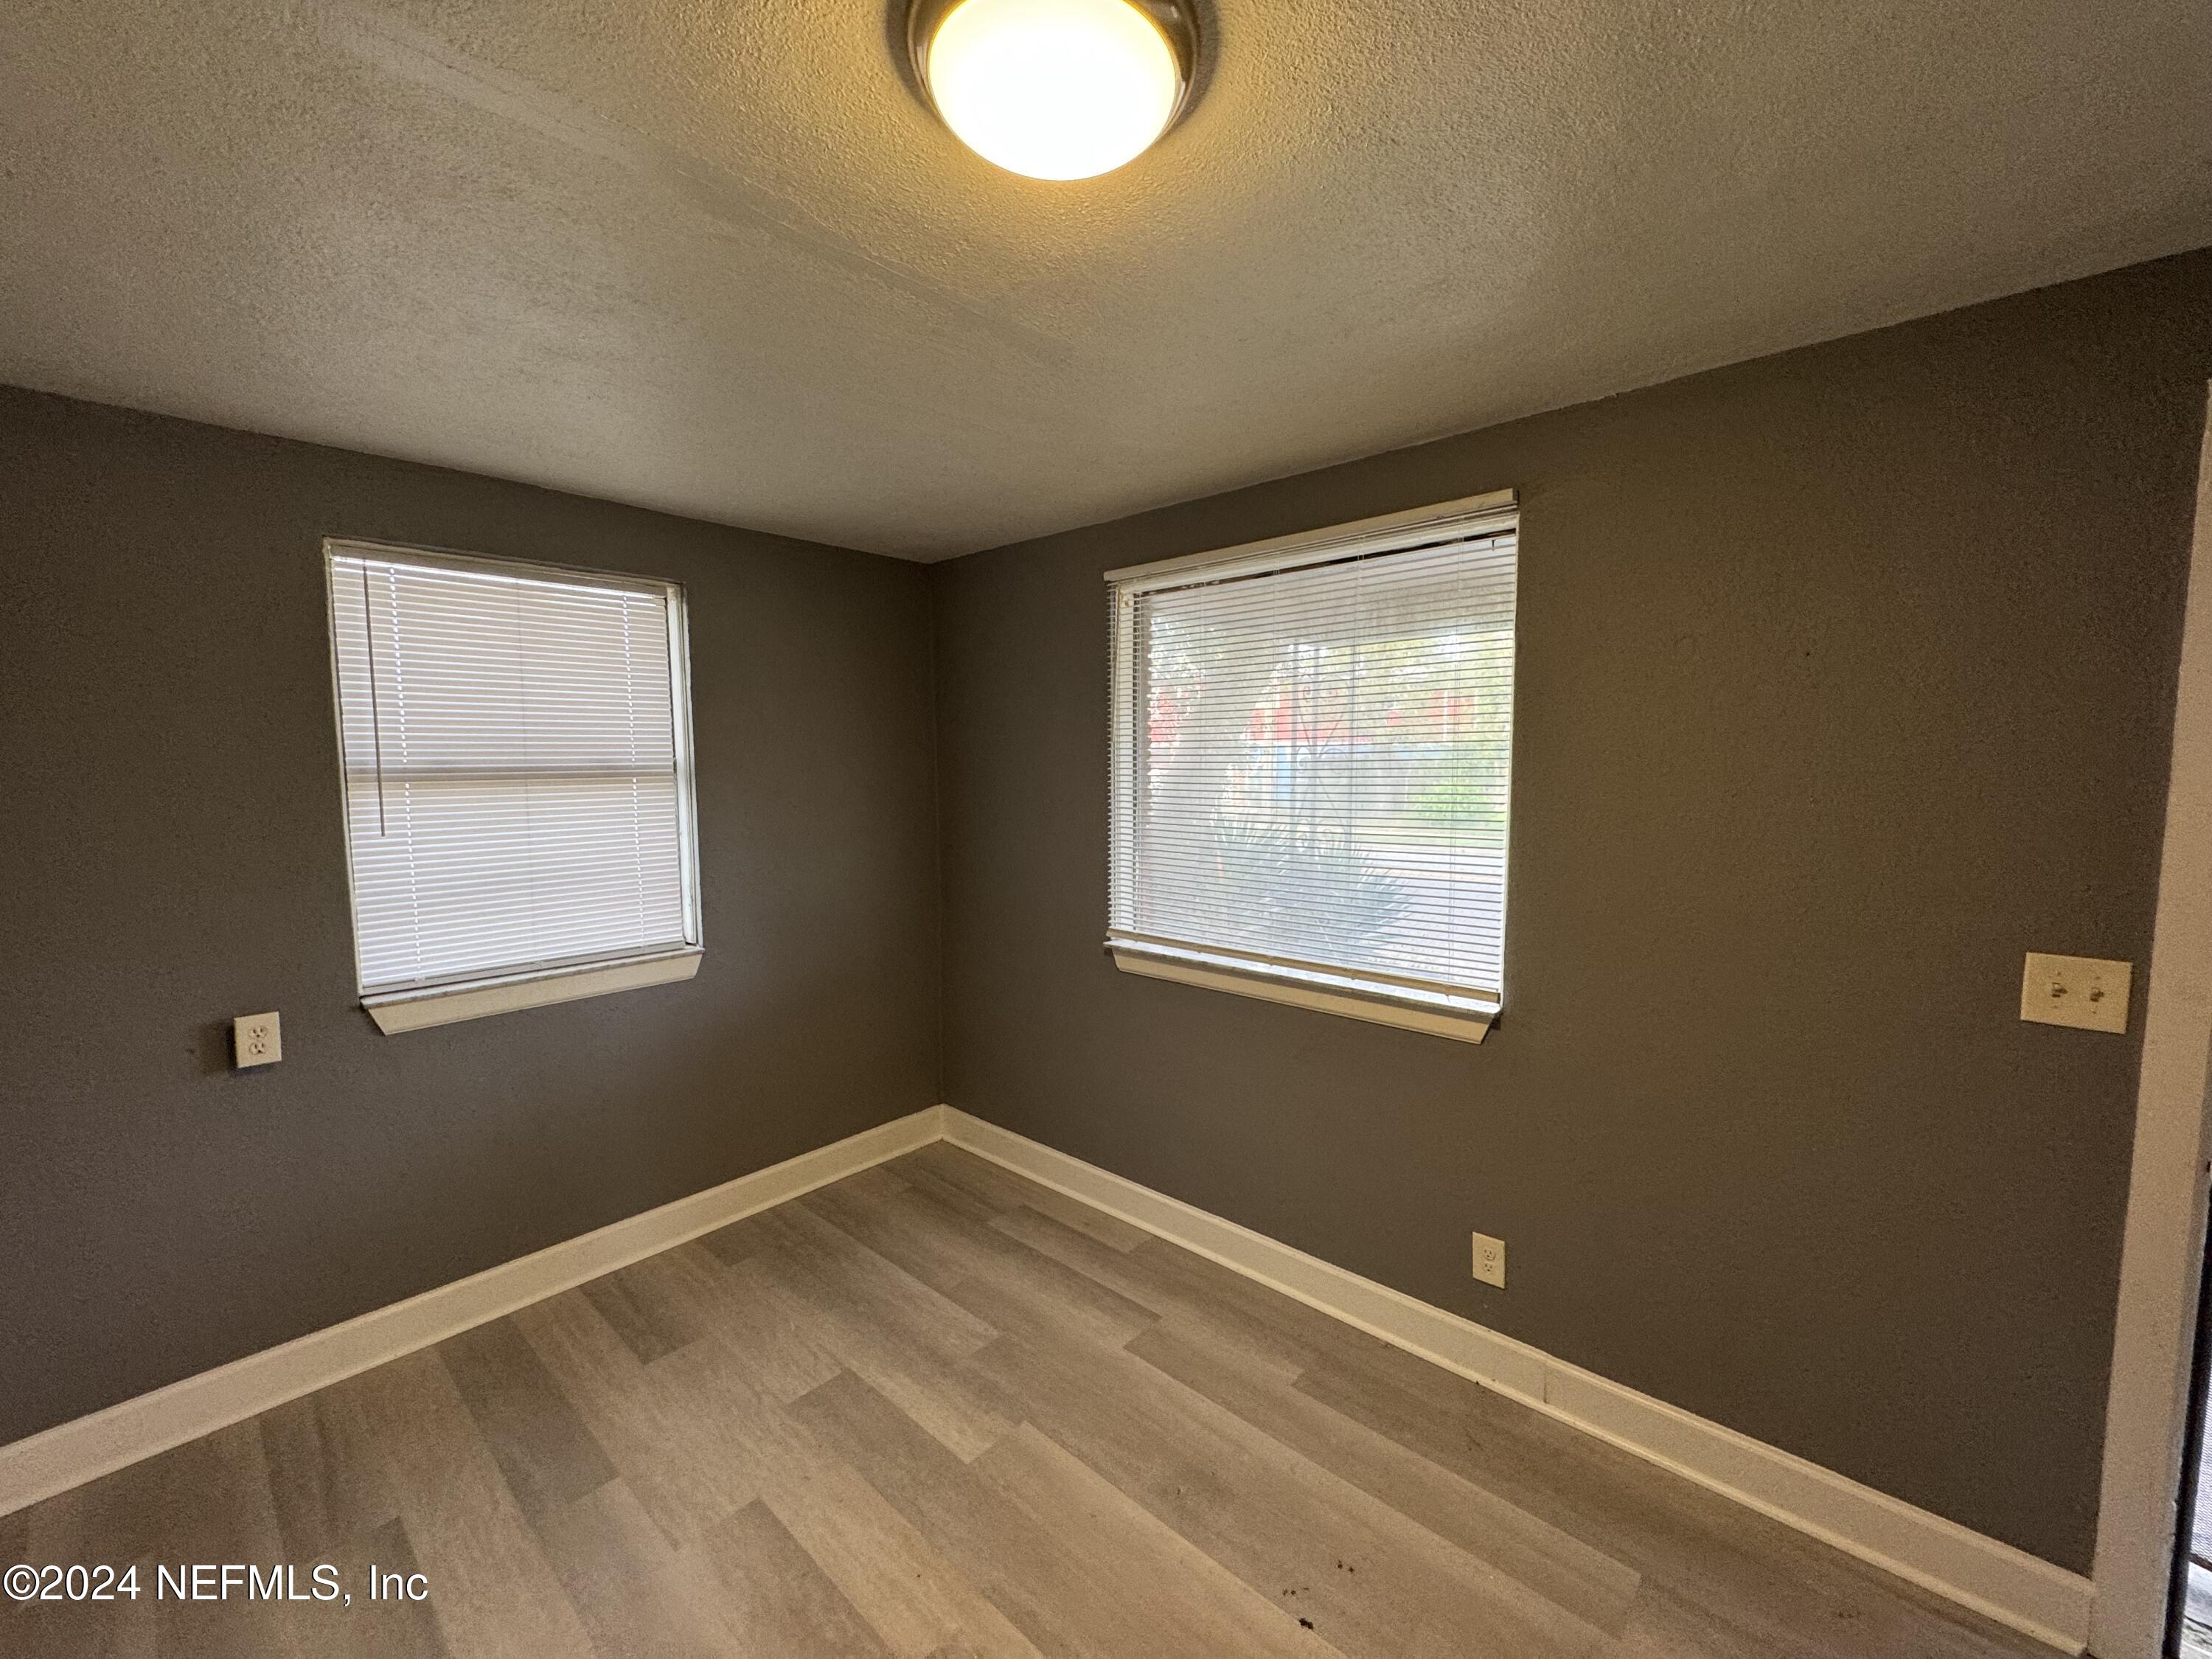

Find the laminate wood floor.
xmin=2 ymin=1143 xmax=2057 ymax=1658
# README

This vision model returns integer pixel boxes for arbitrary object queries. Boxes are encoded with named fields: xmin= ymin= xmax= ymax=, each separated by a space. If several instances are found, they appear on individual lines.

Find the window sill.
xmin=364 ymin=948 xmax=703 ymax=1034
xmin=1108 ymin=944 xmax=1497 ymax=1044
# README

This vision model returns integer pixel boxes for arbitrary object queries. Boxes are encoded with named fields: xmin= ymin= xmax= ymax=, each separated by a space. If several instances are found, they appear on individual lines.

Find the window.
xmin=325 ymin=540 xmax=701 ymax=1032
xmin=1106 ymin=490 xmax=1517 ymax=1043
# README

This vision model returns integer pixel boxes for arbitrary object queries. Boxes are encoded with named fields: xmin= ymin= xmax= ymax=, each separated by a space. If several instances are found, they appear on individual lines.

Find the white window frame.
xmin=322 ymin=538 xmax=704 ymax=1033
xmin=1105 ymin=488 xmax=1517 ymax=1044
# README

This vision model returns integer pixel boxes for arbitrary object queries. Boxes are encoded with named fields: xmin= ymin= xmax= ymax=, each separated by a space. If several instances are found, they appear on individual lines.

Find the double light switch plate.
xmin=2020 ymin=953 xmax=2132 ymax=1034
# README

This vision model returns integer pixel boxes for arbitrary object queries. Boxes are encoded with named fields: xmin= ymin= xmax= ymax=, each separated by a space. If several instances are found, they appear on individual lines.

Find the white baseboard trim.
xmin=0 ymin=1105 xmax=947 ymax=1521
xmin=0 ymin=1099 xmax=2096 ymax=1654
xmin=940 ymin=1107 xmax=2094 ymax=1654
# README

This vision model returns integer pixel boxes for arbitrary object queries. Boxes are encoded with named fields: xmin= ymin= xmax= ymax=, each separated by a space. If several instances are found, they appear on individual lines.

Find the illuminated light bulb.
xmin=919 ymin=0 xmax=1188 ymax=181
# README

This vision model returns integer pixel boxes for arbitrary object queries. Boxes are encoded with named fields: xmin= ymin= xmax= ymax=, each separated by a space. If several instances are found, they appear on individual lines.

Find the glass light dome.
xmin=917 ymin=0 xmax=1191 ymax=181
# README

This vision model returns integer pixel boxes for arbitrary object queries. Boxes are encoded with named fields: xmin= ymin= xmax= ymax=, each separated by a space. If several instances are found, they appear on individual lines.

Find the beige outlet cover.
xmin=2020 ymin=953 xmax=2132 ymax=1034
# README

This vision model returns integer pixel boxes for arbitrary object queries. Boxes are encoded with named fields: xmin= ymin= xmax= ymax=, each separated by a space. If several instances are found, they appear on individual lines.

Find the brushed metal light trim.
xmin=902 ymin=0 xmax=1205 ymax=147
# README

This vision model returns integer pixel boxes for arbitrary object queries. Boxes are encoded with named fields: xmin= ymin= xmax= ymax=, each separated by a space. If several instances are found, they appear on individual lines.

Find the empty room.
xmin=3 ymin=2 xmax=2211 ymax=1655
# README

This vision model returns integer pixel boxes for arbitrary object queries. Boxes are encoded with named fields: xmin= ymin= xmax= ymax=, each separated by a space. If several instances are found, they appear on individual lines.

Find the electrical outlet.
xmin=233 ymin=1012 xmax=282 ymax=1068
xmin=1471 ymin=1231 xmax=1506 ymax=1289
xmin=2020 ymin=953 xmax=2132 ymax=1034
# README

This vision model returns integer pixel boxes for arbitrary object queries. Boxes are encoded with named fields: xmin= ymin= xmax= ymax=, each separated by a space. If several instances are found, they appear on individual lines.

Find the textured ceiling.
xmin=3 ymin=1 xmax=2207 ymax=559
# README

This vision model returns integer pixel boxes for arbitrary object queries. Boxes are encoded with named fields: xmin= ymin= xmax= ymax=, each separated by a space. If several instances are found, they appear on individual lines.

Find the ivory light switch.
xmin=2020 ymin=953 xmax=2131 ymax=1034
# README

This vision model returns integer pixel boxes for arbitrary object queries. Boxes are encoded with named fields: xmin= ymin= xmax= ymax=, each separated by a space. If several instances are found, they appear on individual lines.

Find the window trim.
xmin=321 ymin=537 xmax=705 ymax=1032
xmin=1110 ymin=945 xmax=1495 ymax=1044
xmin=362 ymin=947 xmax=703 ymax=1034
xmin=1103 ymin=488 xmax=1517 ymax=1043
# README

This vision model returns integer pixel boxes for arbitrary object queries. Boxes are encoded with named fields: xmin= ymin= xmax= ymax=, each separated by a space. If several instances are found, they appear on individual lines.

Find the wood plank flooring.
xmin=1 ymin=1143 xmax=2058 ymax=1658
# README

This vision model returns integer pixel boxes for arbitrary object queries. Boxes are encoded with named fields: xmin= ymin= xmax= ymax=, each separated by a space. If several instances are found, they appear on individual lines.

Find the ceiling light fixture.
xmin=905 ymin=0 xmax=1200 ymax=181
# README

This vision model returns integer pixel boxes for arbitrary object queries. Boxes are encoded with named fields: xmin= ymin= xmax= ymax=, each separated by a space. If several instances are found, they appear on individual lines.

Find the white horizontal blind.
xmin=327 ymin=544 xmax=698 ymax=997
xmin=1109 ymin=513 xmax=1516 ymax=1008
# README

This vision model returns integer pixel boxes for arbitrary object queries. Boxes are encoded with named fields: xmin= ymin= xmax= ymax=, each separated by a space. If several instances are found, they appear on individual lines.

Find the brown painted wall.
xmin=931 ymin=249 xmax=2212 ymax=1571
xmin=0 ymin=387 xmax=942 ymax=1446
xmin=6 ymin=249 xmax=2208 ymax=1568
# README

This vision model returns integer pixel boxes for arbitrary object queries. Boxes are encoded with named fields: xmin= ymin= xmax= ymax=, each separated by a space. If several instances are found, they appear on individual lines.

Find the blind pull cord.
xmin=360 ymin=563 xmax=390 ymax=835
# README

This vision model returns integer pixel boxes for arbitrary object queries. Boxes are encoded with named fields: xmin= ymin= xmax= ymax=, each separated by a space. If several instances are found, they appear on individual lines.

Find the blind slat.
xmin=328 ymin=546 xmax=698 ymax=996
xmin=1109 ymin=521 xmax=1516 ymax=1003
